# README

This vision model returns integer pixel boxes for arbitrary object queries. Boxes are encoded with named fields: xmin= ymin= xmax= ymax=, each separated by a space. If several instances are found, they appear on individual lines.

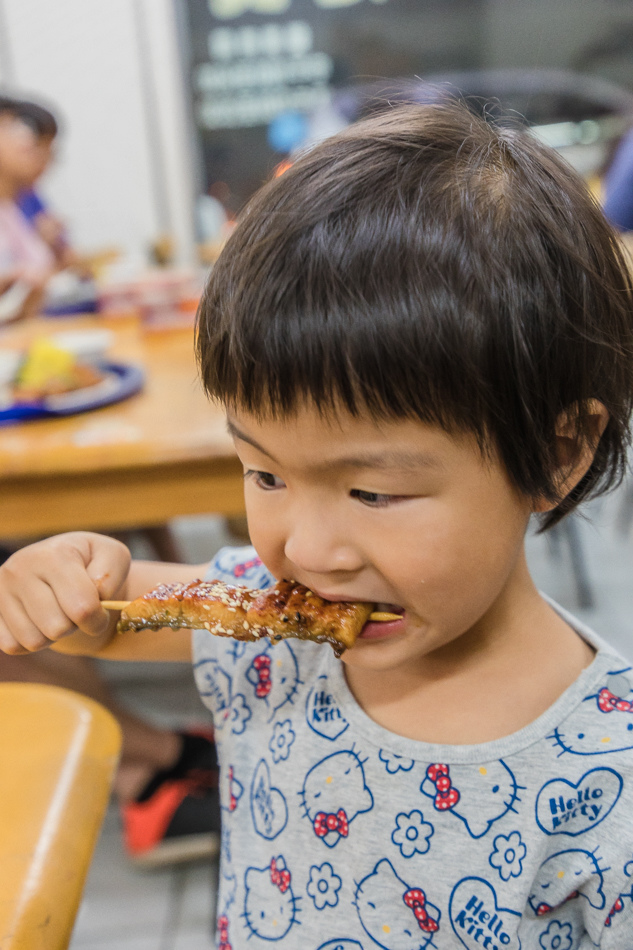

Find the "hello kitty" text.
xmin=453 ymin=895 xmax=511 ymax=947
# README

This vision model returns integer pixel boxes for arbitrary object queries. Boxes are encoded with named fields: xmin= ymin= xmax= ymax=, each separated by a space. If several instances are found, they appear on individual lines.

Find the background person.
xmin=0 ymin=95 xmax=59 ymax=320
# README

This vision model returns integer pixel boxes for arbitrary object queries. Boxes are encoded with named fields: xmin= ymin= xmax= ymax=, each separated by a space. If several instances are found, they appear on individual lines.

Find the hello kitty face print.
xmin=354 ymin=858 xmax=441 ymax=950
xmin=243 ymin=855 xmax=300 ymax=941
xmin=604 ymin=856 xmax=633 ymax=928
xmin=245 ymin=642 xmax=301 ymax=722
xmin=527 ymin=849 xmax=607 ymax=917
xmin=300 ymin=748 xmax=373 ymax=847
xmin=420 ymin=760 xmax=523 ymax=839
xmin=550 ymin=670 xmax=633 ymax=757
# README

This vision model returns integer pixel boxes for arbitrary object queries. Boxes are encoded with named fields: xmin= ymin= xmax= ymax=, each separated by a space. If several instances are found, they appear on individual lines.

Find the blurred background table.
xmin=0 ymin=314 xmax=245 ymax=541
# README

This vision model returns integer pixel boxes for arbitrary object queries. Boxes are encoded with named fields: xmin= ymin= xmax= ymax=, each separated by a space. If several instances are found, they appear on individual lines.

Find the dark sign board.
xmin=180 ymin=0 xmax=633 ymax=216
xmin=180 ymin=0 xmax=482 ymax=212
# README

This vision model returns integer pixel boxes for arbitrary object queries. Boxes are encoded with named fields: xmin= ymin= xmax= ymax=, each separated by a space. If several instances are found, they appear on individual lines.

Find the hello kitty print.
xmin=192 ymin=548 xmax=633 ymax=949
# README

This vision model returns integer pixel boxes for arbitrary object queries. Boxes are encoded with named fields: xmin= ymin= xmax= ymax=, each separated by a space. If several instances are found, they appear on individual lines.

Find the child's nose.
xmin=283 ymin=511 xmax=363 ymax=577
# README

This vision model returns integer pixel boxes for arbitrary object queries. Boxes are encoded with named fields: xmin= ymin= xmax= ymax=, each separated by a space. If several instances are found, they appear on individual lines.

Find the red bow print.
xmin=228 ymin=766 xmax=238 ymax=812
xmin=426 ymin=763 xmax=460 ymax=811
xmin=598 ymin=687 xmax=633 ymax=714
xmin=313 ymin=808 xmax=349 ymax=838
xmin=605 ymin=896 xmax=624 ymax=927
xmin=270 ymin=857 xmax=291 ymax=893
xmin=217 ymin=914 xmax=232 ymax=950
xmin=403 ymin=888 xmax=439 ymax=933
xmin=233 ymin=556 xmax=262 ymax=578
xmin=536 ymin=890 xmax=579 ymax=916
xmin=252 ymin=654 xmax=272 ymax=698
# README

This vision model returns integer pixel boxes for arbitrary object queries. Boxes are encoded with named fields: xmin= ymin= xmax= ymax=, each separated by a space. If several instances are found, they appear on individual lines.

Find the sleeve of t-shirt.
xmin=192 ymin=545 xmax=276 ymax=721
xmin=203 ymin=544 xmax=276 ymax=589
xmin=193 ymin=543 xmax=276 ymax=662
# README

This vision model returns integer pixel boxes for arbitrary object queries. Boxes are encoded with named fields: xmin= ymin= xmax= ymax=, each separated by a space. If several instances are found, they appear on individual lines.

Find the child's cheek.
xmin=244 ymin=506 xmax=286 ymax=578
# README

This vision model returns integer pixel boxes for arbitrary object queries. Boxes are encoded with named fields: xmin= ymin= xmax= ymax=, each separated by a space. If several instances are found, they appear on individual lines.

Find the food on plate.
xmin=11 ymin=337 xmax=104 ymax=403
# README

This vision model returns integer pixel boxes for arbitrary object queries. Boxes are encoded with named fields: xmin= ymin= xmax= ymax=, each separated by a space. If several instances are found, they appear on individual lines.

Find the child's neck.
xmin=344 ymin=556 xmax=595 ymax=746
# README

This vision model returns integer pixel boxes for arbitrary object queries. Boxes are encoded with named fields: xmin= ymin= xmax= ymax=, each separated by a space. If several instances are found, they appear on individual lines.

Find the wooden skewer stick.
xmin=100 ymin=600 xmax=401 ymax=622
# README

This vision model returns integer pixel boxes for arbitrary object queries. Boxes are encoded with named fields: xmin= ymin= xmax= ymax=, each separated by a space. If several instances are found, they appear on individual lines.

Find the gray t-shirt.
xmin=193 ymin=546 xmax=633 ymax=950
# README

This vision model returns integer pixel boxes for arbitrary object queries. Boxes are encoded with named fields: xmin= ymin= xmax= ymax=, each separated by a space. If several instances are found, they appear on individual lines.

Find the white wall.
xmin=0 ymin=0 xmax=196 ymax=265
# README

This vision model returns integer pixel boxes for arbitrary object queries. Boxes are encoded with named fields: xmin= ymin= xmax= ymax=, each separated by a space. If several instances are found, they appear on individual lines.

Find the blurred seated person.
xmin=16 ymin=184 xmax=75 ymax=271
xmin=0 ymin=94 xmax=60 ymax=319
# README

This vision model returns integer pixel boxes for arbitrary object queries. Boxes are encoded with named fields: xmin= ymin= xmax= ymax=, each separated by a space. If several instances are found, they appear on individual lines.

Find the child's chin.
xmin=341 ymin=633 xmax=412 ymax=668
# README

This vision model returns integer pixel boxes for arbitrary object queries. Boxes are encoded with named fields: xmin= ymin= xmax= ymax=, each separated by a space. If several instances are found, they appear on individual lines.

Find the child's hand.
xmin=0 ymin=532 xmax=131 ymax=655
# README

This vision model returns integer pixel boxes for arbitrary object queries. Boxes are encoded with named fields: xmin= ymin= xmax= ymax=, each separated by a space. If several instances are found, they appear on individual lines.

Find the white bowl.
xmin=50 ymin=328 xmax=114 ymax=364
xmin=0 ymin=349 xmax=22 ymax=387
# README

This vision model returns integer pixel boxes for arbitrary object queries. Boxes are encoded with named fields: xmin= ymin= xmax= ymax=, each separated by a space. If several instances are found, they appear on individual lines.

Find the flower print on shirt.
xmin=538 ymin=919 xmax=573 ymax=950
xmin=391 ymin=810 xmax=434 ymax=859
xmin=489 ymin=831 xmax=527 ymax=881
xmin=379 ymin=749 xmax=415 ymax=774
xmin=228 ymin=693 xmax=251 ymax=734
xmin=269 ymin=719 xmax=295 ymax=763
xmin=306 ymin=862 xmax=343 ymax=910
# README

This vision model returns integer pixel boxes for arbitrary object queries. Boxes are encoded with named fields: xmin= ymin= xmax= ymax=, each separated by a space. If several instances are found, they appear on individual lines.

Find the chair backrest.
xmin=0 ymin=682 xmax=121 ymax=950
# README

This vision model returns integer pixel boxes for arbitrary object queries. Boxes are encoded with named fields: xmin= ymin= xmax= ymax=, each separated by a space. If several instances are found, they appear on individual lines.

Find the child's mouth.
xmin=360 ymin=603 xmax=406 ymax=640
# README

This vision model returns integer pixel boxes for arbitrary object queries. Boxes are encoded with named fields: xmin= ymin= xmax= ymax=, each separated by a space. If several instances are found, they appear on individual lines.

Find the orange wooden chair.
xmin=0 ymin=683 xmax=121 ymax=950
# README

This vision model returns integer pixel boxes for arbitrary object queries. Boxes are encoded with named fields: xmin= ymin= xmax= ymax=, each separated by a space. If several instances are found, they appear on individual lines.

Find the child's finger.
xmin=44 ymin=562 xmax=111 ymax=637
xmin=17 ymin=581 xmax=78 ymax=644
xmin=84 ymin=536 xmax=131 ymax=600
xmin=0 ymin=593 xmax=57 ymax=653
xmin=0 ymin=615 xmax=31 ymax=654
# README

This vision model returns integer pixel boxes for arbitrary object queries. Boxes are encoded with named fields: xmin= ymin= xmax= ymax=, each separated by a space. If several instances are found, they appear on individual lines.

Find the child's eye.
xmin=244 ymin=470 xmax=285 ymax=490
xmin=350 ymin=489 xmax=394 ymax=508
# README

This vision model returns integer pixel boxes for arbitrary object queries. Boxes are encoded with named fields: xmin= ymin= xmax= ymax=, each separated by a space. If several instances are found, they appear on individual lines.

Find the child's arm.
xmin=0 ymin=532 xmax=208 ymax=662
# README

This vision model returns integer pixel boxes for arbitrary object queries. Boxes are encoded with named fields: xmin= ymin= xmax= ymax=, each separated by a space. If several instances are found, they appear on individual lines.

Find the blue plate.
xmin=0 ymin=361 xmax=145 ymax=426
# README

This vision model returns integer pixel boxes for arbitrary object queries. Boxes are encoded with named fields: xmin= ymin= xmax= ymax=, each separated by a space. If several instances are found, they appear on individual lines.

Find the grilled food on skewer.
xmin=116 ymin=579 xmax=375 ymax=656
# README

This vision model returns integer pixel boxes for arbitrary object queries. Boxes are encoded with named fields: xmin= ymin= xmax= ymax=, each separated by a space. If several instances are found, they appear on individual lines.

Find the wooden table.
xmin=0 ymin=315 xmax=245 ymax=540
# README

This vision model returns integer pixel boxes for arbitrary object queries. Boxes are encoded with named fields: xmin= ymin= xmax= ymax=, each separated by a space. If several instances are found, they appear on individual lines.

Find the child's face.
xmin=0 ymin=115 xmax=54 ymax=187
xmin=228 ymin=404 xmax=534 ymax=673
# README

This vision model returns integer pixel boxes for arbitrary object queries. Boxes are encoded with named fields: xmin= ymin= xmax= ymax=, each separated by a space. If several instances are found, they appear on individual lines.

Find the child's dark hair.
xmin=0 ymin=94 xmax=58 ymax=138
xmin=197 ymin=100 xmax=633 ymax=529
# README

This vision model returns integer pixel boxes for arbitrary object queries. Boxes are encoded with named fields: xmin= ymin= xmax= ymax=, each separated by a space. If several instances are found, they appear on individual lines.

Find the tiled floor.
xmin=69 ymin=488 xmax=633 ymax=948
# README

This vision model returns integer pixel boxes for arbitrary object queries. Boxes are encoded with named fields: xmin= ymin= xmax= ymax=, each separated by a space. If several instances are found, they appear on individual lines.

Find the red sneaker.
xmin=121 ymin=730 xmax=221 ymax=868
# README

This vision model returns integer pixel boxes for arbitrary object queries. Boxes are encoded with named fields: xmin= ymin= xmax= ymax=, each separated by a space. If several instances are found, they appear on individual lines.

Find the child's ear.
xmin=532 ymin=399 xmax=609 ymax=513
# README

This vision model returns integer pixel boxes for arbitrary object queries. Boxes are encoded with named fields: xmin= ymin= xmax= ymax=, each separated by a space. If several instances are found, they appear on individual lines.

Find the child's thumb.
xmin=83 ymin=538 xmax=131 ymax=635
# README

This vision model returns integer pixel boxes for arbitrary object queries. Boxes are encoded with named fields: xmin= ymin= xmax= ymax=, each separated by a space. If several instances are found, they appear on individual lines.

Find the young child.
xmin=0 ymin=96 xmax=58 ymax=319
xmin=1 ymin=100 xmax=633 ymax=948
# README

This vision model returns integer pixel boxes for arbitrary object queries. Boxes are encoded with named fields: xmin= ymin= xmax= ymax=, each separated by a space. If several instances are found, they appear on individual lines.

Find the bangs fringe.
xmin=196 ymin=101 xmax=633 ymax=531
